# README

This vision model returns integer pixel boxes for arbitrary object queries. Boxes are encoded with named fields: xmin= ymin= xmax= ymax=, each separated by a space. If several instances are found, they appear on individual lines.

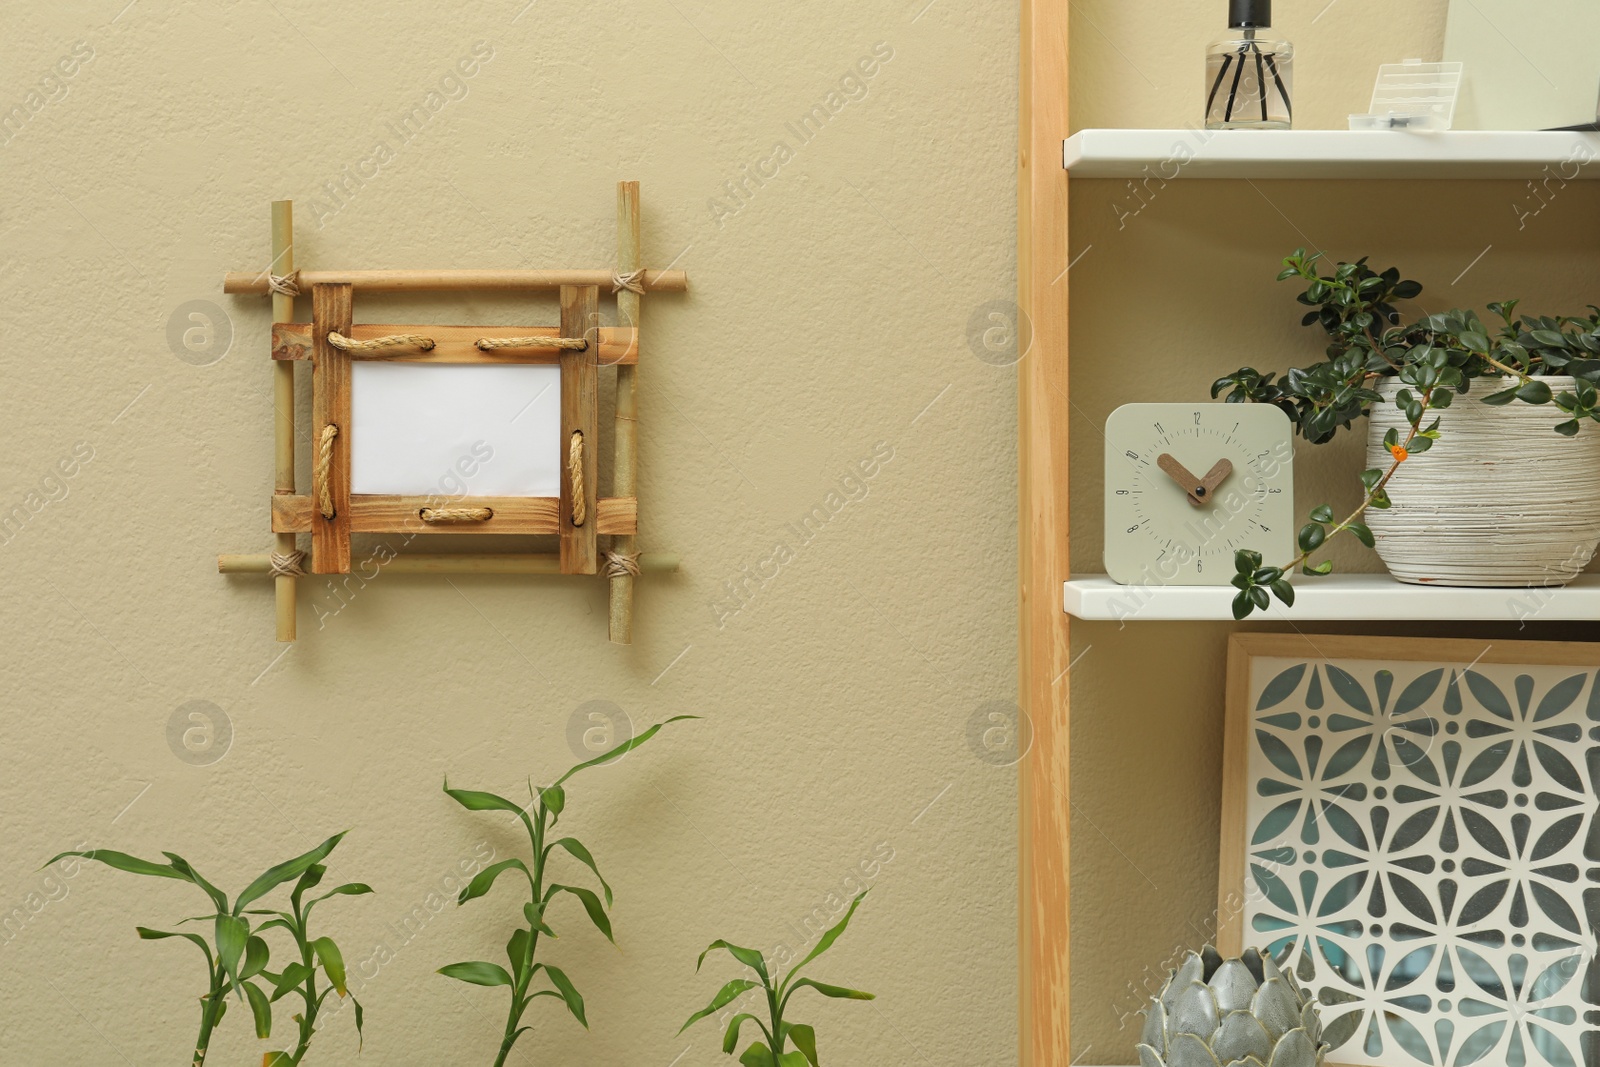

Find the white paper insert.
xmin=350 ymin=363 xmax=561 ymax=497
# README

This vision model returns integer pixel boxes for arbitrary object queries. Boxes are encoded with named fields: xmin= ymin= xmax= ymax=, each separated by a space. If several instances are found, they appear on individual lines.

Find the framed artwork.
xmin=1219 ymin=634 xmax=1599 ymax=1067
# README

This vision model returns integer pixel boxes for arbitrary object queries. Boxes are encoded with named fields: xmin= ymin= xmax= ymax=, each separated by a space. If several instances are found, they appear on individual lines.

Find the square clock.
xmin=1104 ymin=403 xmax=1294 ymax=586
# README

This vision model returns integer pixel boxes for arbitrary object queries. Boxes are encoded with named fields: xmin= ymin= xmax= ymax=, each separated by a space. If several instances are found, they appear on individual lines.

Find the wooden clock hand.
xmin=1196 ymin=459 xmax=1234 ymax=501
xmin=1155 ymin=453 xmax=1207 ymax=507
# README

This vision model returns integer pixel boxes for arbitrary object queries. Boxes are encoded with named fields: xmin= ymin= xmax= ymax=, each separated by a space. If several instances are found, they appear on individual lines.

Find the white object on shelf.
xmin=1062 ymin=572 xmax=1600 ymax=622
xmin=1061 ymin=128 xmax=1600 ymax=179
xmin=1348 ymin=59 xmax=1463 ymax=131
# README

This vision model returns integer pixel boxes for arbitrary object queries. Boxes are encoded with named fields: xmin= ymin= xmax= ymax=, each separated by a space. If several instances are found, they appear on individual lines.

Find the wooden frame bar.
xmin=226 ymin=268 xmax=687 ymax=295
xmin=1019 ymin=0 xmax=1072 ymax=1063
xmin=221 ymin=552 xmax=680 ymax=575
xmin=311 ymin=283 xmax=354 ymax=574
xmin=559 ymin=285 xmax=600 ymax=575
xmin=270 ymin=323 xmax=638 ymax=365
xmin=609 ymin=181 xmax=642 ymax=643
xmin=271 ymin=201 xmax=297 ymax=641
xmin=269 ymin=495 xmax=637 ymax=535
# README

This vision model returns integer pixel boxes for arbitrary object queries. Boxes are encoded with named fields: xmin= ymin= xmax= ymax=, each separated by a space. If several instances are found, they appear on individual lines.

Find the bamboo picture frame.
xmin=1220 ymin=633 xmax=1600 ymax=1067
xmin=217 ymin=182 xmax=685 ymax=644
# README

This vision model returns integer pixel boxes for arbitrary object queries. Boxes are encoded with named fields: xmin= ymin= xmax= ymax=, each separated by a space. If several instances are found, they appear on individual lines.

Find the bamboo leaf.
xmin=438 ymin=961 xmax=513 ymax=987
xmin=242 ymin=935 xmax=270 ymax=980
xmin=442 ymin=778 xmax=530 ymax=816
xmin=235 ymin=832 xmax=347 ymax=912
xmin=269 ymin=962 xmax=313 ymax=1002
xmin=506 ymin=929 xmax=530 ymax=983
xmin=787 ymin=1023 xmax=819 ymax=1066
xmin=554 ymin=715 xmax=699 ymax=786
xmin=738 ymin=1043 xmax=775 ymax=1067
xmin=216 ymin=914 xmax=249 ymax=995
xmin=523 ymin=901 xmax=556 ymax=937
xmin=311 ymin=936 xmax=347 ymax=996
xmin=722 ymin=1013 xmax=765 ymax=1054
xmin=697 ymin=939 xmax=769 ymax=982
xmin=457 ymin=859 xmax=532 ymax=905
xmin=135 ymin=927 xmax=213 ymax=967
xmin=785 ymin=892 xmax=867 ymax=990
xmin=162 ymin=853 xmax=230 ymax=914
xmin=548 ymin=838 xmax=612 ymax=906
xmin=786 ymin=978 xmax=875 ymax=1001
xmin=243 ymin=981 xmax=273 ymax=1039
xmin=547 ymin=884 xmax=612 ymax=943
xmin=542 ymin=964 xmax=588 ymax=1028
xmin=352 ymin=994 xmax=364 ymax=1049
xmin=679 ymin=978 xmax=760 ymax=1034
xmin=49 ymin=849 xmax=184 ymax=882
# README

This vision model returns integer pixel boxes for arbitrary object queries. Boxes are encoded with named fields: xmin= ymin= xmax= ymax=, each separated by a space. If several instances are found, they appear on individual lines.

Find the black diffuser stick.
xmin=1264 ymin=53 xmax=1291 ymax=120
xmin=1254 ymin=42 xmax=1268 ymax=121
xmin=1223 ymin=42 xmax=1248 ymax=122
xmin=1207 ymin=53 xmax=1235 ymax=116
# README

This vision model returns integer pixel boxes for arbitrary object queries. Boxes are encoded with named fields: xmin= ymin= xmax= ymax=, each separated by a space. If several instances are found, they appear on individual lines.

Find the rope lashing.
xmin=568 ymin=431 xmax=586 ymax=527
xmin=267 ymin=272 xmax=300 ymax=297
xmin=328 ymin=331 xmax=436 ymax=352
xmin=268 ymin=551 xmax=306 ymax=577
xmin=476 ymin=335 xmax=588 ymax=352
xmin=420 ymin=507 xmax=494 ymax=524
xmin=611 ymin=269 xmax=646 ymax=295
xmin=316 ymin=424 xmax=338 ymax=519
xmin=603 ymin=550 xmax=640 ymax=579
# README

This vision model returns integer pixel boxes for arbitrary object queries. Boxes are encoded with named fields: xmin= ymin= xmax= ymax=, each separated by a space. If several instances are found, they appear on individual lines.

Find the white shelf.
xmin=1064 ymin=573 xmax=1600 ymax=622
xmin=1062 ymin=129 xmax=1600 ymax=179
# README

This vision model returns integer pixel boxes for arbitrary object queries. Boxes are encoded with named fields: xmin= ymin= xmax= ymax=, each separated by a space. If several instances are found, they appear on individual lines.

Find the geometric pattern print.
xmin=1243 ymin=657 xmax=1600 ymax=1067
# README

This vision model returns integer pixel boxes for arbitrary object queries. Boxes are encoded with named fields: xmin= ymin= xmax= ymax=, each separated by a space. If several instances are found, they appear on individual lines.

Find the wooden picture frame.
xmin=1220 ymin=633 xmax=1600 ymax=1067
xmin=218 ymin=183 xmax=685 ymax=644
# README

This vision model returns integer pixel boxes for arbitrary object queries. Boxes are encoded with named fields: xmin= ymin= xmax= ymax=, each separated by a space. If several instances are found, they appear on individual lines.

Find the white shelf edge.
xmin=1062 ymin=128 xmax=1600 ymax=179
xmin=1064 ymin=573 xmax=1600 ymax=623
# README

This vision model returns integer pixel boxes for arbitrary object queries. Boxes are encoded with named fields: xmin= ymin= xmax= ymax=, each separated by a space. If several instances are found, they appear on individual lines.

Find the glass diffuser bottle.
xmin=1206 ymin=0 xmax=1293 ymax=129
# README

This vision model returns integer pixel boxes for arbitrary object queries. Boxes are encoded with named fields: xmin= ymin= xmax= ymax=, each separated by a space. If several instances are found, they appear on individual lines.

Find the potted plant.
xmin=680 ymin=891 xmax=873 ymax=1066
xmin=1213 ymin=249 xmax=1600 ymax=618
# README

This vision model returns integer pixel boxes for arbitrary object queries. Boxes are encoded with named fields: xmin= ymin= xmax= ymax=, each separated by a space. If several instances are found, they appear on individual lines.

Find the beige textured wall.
xmin=1 ymin=3 xmax=1017 ymax=1064
xmin=1067 ymin=1 xmax=1600 ymax=1063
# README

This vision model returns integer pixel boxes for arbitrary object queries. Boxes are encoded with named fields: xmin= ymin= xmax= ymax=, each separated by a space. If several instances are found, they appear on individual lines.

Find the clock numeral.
xmin=1268 ymin=487 xmax=1282 ymax=494
xmin=1154 ymin=421 xmax=1165 ymax=434
xmin=1115 ymin=489 xmax=1130 ymax=496
xmin=1125 ymin=449 xmax=1139 ymax=462
xmin=1127 ymin=524 xmax=1141 ymax=533
xmin=1260 ymin=524 xmax=1271 ymax=532
xmin=1194 ymin=412 xmax=1202 ymax=425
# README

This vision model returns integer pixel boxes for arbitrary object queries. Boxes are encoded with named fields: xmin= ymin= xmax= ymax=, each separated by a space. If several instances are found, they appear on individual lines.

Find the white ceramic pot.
xmin=1365 ymin=376 xmax=1600 ymax=586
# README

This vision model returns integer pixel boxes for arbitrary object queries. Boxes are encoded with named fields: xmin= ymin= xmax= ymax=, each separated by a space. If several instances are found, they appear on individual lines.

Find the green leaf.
xmin=787 ymin=1023 xmax=819 ymax=1066
xmin=292 ymin=864 xmax=326 ymax=908
xmin=539 ymin=785 xmax=566 ymax=815
xmin=48 ymin=850 xmax=184 ymax=882
xmin=1408 ymin=435 xmax=1433 ymax=454
xmin=243 ymin=981 xmax=272 ymax=1039
xmin=1516 ymin=379 xmax=1553 ymax=404
xmin=457 ymin=859 xmax=532 ymax=905
xmin=1370 ymin=487 xmax=1392 ymax=509
xmin=135 ymin=927 xmax=213 ymax=967
xmin=1459 ymin=330 xmax=1490 ymax=352
xmin=443 ymin=779 xmax=530 ymax=817
xmin=242 ymin=935 xmax=270 ymax=980
xmin=1248 ymin=586 xmax=1270 ymax=611
xmin=1382 ymin=427 xmax=1400 ymax=449
xmin=264 ymin=1054 xmax=293 ymax=1067
xmin=269 ymin=962 xmax=313 ymax=1002
xmin=777 ymin=1053 xmax=811 ymax=1067
xmin=786 ymin=978 xmax=875 ymax=1001
xmin=722 ymin=1014 xmax=767 ymax=1054
xmin=524 ymin=900 xmax=556 ymax=937
xmin=1482 ymin=386 xmax=1520 ymax=406
xmin=1309 ymin=505 xmax=1334 ymax=523
xmin=1303 ymin=560 xmax=1335 ymax=576
xmin=1231 ymin=591 xmax=1254 ymax=621
xmin=547 ymin=884 xmax=612 ymax=943
xmin=739 ymin=1043 xmax=776 ymax=1067
xmin=1359 ymin=469 xmax=1384 ymax=492
xmin=308 ymin=883 xmax=374 ymax=911
xmin=506 ymin=929 xmax=530 ymax=983
xmin=352 ymin=994 xmax=365 ymax=1048
xmin=548 ymin=838 xmax=612 ymax=906
xmin=543 ymin=964 xmax=588 ymax=1028
xmin=680 ymin=978 xmax=761 ymax=1034
xmin=1297 ymin=523 xmax=1325 ymax=553
xmin=785 ymin=892 xmax=867 ymax=990
xmin=163 ymin=853 xmax=230 ymax=914
xmin=1348 ymin=523 xmax=1375 ymax=548
xmin=438 ymin=961 xmax=513 ymax=987
xmin=216 ymin=914 xmax=249 ymax=996
xmin=698 ymin=940 xmax=769 ymax=982
xmin=1269 ymin=580 xmax=1295 ymax=608
xmin=1233 ymin=549 xmax=1262 ymax=575
xmin=1556 ymin=419 xmax=1582 ymax=436
xmin=236 ymin=832 xmax=347 ymax=912
xmin=554 ymin=715 xmax=700 ymax=786
xmin=312 ymin=937 xmax=347 ymax=996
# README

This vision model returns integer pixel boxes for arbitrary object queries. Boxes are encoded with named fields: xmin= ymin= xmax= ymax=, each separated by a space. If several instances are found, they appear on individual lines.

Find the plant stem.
xmin=193 ymin=972 xmax=225 ymax=1067
xmin=493 ymin=805 xmax=546 ymax=1067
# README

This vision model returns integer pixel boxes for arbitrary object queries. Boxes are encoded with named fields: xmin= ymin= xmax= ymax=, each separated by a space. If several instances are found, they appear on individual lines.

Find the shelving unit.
xmin=1063 ymin=128 xmax=1600 ymax=179
xmin=1063 ymin=573 xmax=1600 ymax=622
xmin=1018 ymin=31 xmax=1600 ymax=1067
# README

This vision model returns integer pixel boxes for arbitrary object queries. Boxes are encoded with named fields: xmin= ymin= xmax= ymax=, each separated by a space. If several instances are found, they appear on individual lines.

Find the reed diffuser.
xmin=1206 ymin=0 xmax=1293 ymax=129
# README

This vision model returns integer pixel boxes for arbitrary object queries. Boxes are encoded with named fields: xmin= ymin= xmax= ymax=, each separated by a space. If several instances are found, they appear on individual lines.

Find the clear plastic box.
xmin=1349 ymin=59 xmax=1464 ymax=131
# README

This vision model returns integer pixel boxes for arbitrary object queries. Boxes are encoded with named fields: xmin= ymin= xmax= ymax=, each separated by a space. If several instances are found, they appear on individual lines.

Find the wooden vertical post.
xmin=559 ymin=285 xmax=599 ymax=575
xmin=310 ymin=283 xmax=353 ymax=574
xmin=270 ymin=201 xmax=298 ymax=641
xmin=608 ymin=181 xmax=642 ymax=643
xmin=1019 ymin=0 xmax=1073 ymax=1062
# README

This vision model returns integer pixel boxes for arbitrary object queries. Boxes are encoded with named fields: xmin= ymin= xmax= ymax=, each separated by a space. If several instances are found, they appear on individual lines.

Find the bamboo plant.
xmin=1213 ymin=248 xmax=1600 ymax=618
xmin=681 ymin=891 xmax=874 ymax=1067
xmin=248 ymin=860 xmax=372 ymax=1063
xmin=439 ymin=715 xmax=695 ymax=1067
xmin=46 ymin=832 xmax=356 ymax=1067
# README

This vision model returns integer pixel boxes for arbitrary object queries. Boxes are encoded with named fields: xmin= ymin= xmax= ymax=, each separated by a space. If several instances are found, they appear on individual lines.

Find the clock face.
xmin=1104 ymin=403 xmax=1294 ymax=586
